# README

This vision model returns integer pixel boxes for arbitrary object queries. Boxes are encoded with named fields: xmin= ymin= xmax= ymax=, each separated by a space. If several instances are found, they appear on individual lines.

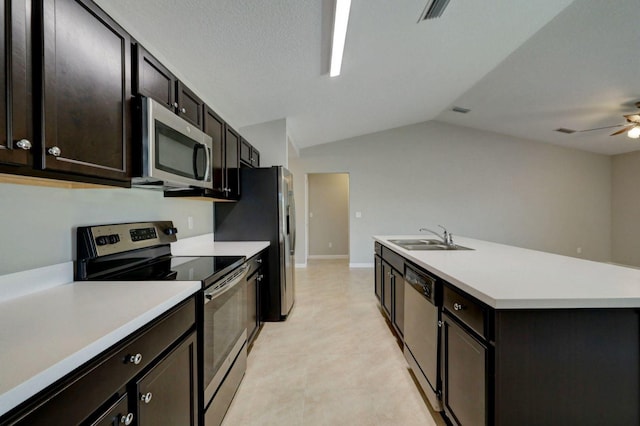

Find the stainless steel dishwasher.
xmin=403 ymin=265 xmax=442 ymax=412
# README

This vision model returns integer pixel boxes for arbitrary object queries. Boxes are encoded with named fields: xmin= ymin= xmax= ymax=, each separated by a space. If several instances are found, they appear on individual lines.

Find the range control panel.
xmin=78 ymin=221 xmax=179 ymax=258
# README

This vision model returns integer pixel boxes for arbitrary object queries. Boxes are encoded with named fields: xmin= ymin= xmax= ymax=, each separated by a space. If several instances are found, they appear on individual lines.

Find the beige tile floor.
xmin=221 ymin=259 xmax=445 ymax=426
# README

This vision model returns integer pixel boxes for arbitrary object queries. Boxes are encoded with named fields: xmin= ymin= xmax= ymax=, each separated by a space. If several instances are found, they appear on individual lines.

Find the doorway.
xmin=306 ymin=173 xmax=350 ymax=261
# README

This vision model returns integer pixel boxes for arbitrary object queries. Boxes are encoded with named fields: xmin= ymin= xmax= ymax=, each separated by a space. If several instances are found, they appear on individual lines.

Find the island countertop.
xmin=374 ymin=235 xmax=640 ymax=309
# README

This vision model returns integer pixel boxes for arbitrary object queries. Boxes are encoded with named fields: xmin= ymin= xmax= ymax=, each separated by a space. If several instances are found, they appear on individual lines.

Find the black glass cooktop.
xmin=100 ymin=255 xmax=245 ymax=286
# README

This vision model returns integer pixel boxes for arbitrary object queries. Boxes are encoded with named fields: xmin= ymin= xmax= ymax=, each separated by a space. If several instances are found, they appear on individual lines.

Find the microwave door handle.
xmin=192 ymin=144 xmax=205 ymax=180
xmin=203 ymin=145 xmax=211 ymax=183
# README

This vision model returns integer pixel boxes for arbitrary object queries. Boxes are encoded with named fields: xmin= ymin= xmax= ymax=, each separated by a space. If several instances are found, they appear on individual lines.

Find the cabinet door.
xmin=382 ymin=261 xmax=393 ymax=319
xmin=392 ymin=270 xmax=404 ymax=336
xmin=442 ymin=314 xmax=488 ymax=426
xmin=90 ymin=394 xmax=132 ymax=426
xmin=204 ymin=105 xmax=226 ymax=196
xmin=225 ymin=126 xmax=240 ymax=199
xmin=133 ymin=44 xmax=176 ymax=111
xmin=176 ymin=81 xmax=204 ymax=130
xmin=251 ymin=147 xmax=260 ymax=167
xmin=374 ymin=255 xmax=382 ymax=302
xmin=240 ymin=138 xmax=252 ymax=165
xmin=38 ymin=0 xmax=131 ymax=182
xmin=135 ymin=331 xmax=197 ymax=426
xmin=0 ymin=0 xmax=32 ymax=166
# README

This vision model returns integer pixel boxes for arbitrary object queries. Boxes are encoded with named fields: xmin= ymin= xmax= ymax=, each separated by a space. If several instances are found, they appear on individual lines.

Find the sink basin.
xmin=388 ymin=239 xmax=473 ymax=251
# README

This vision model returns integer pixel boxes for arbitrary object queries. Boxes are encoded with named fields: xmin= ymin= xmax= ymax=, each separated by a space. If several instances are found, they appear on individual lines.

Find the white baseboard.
xmin=307 ymin=255 xmax=349 ymax=260
xmin=295 ymin=263 xmax=307 ymax=268
xmin=349 ymin=262 xmax=374 ymax=268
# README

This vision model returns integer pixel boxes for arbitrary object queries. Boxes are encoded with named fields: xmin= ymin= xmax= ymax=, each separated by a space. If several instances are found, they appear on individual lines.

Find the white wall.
xmin=308 ymin=173 xmax=349 ymax=257
xmin=0 ymin=183 xmax=213 ymax=275
xmin=239 ymin=119 xmax=288 ymax=167
xmin=290 ymin=121 xmax=612 ymax=265
xmin=611 ymin=151 xmax=640 ymax=267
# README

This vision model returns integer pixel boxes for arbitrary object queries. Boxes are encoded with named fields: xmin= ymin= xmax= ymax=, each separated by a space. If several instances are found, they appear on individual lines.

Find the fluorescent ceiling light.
xmin=330 ymin=0 xmax=352 ymax=77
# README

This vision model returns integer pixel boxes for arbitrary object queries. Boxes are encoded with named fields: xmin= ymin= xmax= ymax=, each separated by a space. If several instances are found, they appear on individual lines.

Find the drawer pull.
xmin=140 ymin=392 xmax=153 ymax=404
xmin=128 ymin=353 xmax=143 ymax=365
xmin=257 ymin=258 xmax=263 ymax=264
xmin=120 ymin=413 xmax=134 ymax=425
xmin=453 ymin=302 xmax=465 ymax=311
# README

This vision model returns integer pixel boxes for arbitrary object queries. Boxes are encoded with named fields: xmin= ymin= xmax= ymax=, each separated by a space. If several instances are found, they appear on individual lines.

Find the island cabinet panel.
xmin=0 ymin=0 xmax=32 ymax=167
xmin=493 ymin=309 xmax=640 ymax=426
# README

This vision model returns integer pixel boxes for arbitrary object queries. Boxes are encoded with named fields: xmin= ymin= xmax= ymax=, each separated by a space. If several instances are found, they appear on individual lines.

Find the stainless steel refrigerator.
xmin=214 ymin=166 xmax=295 ymax=321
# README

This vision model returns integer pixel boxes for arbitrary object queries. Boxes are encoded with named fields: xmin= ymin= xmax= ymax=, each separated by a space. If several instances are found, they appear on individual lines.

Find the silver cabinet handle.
xmin=256 ymin=258 xmax=263 ymax=264
xmin=173 ymin=102 xmax=179 ymax=108
xmin=120 ymin=413 xmax=134 ymax=425
xmin=47 ymin=146 xmax=61 ymax=157
xmin=453 ymin=302 xmax=465 ymax=311
xmin=128 ymin=353 xmax=143 ymax=365
xmin=15 ymin=139 xmax=31 ymax=150
xmin=181 ymin=107 xmax=186 ymax=113
xmin=140 ymin=392 xmax=153 ymax=404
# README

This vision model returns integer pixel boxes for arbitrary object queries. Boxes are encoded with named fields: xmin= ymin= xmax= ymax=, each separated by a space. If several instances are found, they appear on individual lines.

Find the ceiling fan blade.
xmin=623 ymin=114 xmax=640 ymax=123
xmin=610 ymin=124 xmax=636 ymax=136
xmin=578 ymin=123 xmax=625 ymax=133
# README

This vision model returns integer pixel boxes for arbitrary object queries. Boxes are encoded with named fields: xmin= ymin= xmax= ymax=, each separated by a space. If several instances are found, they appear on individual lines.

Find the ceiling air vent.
xmin=452 ymin=106 xmax=470 ymax=114
xmin=419 ymin=0 xmax=451 ymax=21
xmin=555 ymin=128 xmax=576 ymax=134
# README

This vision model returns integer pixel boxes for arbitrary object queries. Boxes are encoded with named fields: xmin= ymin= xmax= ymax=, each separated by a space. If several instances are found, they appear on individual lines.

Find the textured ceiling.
xmin=94 ymin=0 xmax=639 ymax=153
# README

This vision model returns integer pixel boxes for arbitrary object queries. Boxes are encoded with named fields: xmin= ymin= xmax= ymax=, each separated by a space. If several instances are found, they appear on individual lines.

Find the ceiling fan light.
xmin=627 ymin=126 xmax=640 ymax=139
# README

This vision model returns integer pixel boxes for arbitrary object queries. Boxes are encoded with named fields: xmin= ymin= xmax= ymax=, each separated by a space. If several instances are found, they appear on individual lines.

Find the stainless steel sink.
xmin=388 ymin=239 xmax=473 ymax=251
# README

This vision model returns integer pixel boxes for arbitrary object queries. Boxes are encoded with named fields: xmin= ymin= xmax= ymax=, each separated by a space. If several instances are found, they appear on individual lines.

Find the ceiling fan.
xmin=576 ymin=102 xmax=640 ymax=139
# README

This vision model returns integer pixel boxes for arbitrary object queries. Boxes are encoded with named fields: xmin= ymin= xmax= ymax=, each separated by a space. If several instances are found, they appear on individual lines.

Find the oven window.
xmin=155 ymin=120 xmax=206 ymax=180
xmin=203 ymin=278 xmax=247 ymax=396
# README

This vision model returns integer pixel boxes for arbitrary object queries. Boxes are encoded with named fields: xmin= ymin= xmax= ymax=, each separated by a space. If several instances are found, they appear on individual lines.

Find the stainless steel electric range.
xmin=75 ymin=221 xmax=249 ymax=426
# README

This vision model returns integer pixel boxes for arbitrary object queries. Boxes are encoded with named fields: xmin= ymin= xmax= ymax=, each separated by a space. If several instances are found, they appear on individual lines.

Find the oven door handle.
xmin=203 ymin=264 xmax=250 ymax=303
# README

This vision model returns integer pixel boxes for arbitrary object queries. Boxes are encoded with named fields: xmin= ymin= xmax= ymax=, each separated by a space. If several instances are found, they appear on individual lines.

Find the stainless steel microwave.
xmin=133 ymin=97 xmax=213 ymax=189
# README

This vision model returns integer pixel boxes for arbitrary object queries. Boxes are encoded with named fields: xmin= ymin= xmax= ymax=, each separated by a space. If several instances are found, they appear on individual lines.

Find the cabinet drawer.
xmin=11 ymin=297 xmax=196 ymax=425
xmin=374 ymin=242 xmax=382 ymax=256
xmin=443 ymin=285 xmax=487 ymax=339
xmin=381 ymin=246 xmax=404 ymax=275
xmin=246 ymin=251 xmax=265 ymax=278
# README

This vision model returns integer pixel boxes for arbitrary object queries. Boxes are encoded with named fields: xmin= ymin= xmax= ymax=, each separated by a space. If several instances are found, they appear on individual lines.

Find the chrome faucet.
xmin=419 ymin=225 xmax=454 ymax=247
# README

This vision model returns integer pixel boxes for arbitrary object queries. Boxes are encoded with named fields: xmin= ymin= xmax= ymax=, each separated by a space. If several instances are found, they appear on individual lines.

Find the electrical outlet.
xmin=576 ymin=247 xmax=582 ymax=254
xmin=329 ymin=242 xmax=333 ymax=248
xmin=355 ymin=211 xmax=362 ymax=218
xmin=188 ymin=216 xmax=194 ymax=230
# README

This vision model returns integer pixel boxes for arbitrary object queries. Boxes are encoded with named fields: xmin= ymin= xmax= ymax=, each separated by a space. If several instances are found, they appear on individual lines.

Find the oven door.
xmin=140 ymin=97 xmax=213 ymax=189
xmin=203 ymin=264 xmax=249 ymax=405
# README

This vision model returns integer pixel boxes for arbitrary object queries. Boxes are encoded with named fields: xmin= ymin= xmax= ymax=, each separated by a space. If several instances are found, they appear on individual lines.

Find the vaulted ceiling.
xmin=94 ymin=0 xmax=640 ymax=155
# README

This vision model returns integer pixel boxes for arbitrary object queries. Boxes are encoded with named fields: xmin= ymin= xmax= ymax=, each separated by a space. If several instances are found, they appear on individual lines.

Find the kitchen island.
xmin=374 ymin=235 xmax=640 ymax=426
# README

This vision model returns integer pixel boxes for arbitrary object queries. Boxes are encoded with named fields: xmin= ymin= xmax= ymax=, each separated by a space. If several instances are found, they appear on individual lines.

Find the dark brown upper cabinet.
xmin=0 ymin=0 xmax=33 ymax=167
xmin=133 ymin=43 xmax=176 ymax=111
xmin=240 ymin=138 xmax=260 ymax=168
xmin=133 ymin=44 xmax=204 ymax=130
xmin=35 ymin=0 xmax=131 ymax=183
xmin=224 ymin=125 xmax=241 ymax=199
xmin=176 ymin=81 xmax=204 ymax=130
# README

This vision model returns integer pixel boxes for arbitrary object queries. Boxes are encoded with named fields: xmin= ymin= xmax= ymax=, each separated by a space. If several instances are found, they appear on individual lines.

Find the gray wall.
xmin=0 ymin=183 xmax=213 ymax=275
xmin=290 ymin=120 xmax=612 ymax=265
xmin=611 ymin=151 xmax=640 ymax=267
xmin=308 ymin=173 xmax=349 ymax=257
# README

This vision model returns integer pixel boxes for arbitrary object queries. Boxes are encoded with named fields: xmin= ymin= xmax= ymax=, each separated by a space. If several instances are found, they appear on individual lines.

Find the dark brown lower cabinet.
xmin=246 ymin=270 xmax=263 ymax=345
xmin=392 ymin=270 xmax=404 ymax=336
xmin=374 ymin=255 xmax=382 ymax=302
xmin=381 ymin=261 xmax=393 ymax=319
xmin=442 ymin=313 xmax=488 ymax=426
xmin=135 ymin=331 xmax=197 ymax=426
xmin=1 ymin=298 xmax=196 ymax=426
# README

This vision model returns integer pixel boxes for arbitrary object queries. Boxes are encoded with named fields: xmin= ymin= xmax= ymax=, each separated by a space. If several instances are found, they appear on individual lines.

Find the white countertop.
xmin=0 ymin=280 xmax=200 ymax=417
xmin=375 ymin=235 xmax=640 ymax=309
xmin=171 ymin=233 xmax=269 ymax=258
